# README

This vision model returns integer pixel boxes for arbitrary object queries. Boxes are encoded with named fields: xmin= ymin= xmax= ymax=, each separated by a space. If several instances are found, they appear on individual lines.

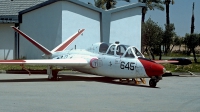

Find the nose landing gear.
xmin=149 ymin=76 xmax=162 ymax=87
xmin=149 ymin=79 xmax=157 ymax=87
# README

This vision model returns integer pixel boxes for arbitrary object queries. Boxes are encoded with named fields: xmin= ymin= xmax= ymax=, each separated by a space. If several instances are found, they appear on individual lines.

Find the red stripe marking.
xmin=55 ymin=29 xmax=85 ymax=51
xmin=12 ymin=26 xmax=51 ymax=55
xmin=139 ymin=58 xmax=164 ymax=77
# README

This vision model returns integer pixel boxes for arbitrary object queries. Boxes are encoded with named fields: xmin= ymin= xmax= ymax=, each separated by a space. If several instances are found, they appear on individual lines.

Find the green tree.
xmin=139 ymin=0 xmax=164 ymax=53
xmin=94 ymin=0 xmax=117 ymax=10
xmin=142 ymin=18 xmax=163 ymax=60
xmin=170 ymin=35 xmax=181 ymax=52
xmin=138 ymin=0 xmax=164 ymax=22
xmin=176 ymin=36 xmax=184 ymax=52
xmin=162 ymin=23 xmax=175 ymax=54
xmin=94 ymin=0 xmax=130 ymax=10
xmin=184 ymin=33 xmax=199 ymax=63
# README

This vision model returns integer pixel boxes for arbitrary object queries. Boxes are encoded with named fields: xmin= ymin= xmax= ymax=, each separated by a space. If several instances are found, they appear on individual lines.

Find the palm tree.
xmin=94 ymin=0 xmax=130 ymax=10
xmin=163 ymin=0 xmax=174 ymax=25
xmin=138 ymin=0 xmax=164 ymax=23
xmin=139 ymin=0 xmax=164 ymax=53
xmin=162 ymin=0 xmax=174 ymax=54
xmin=191 ymin=2 xmax=195 ymax=34
xmin=94 ymin=0 xmax=117 ymax=10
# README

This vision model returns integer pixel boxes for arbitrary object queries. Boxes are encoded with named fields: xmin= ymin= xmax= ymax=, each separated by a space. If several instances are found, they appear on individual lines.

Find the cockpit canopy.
xmin=98 ymin=42 xmax=144 ymax=58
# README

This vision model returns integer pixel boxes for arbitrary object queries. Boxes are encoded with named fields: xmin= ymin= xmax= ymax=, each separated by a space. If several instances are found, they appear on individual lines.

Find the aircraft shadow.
xmin=60 ymin=75 xmax=160 ymax=88
xmin=0 ymin=74 xmax=159 ymax=88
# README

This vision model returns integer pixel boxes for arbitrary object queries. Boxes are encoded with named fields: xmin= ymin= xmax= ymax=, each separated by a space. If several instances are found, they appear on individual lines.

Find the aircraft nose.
xmin=138 ymin=58 xmax=165 ymax=77
xmin=150 ymin=63 xmax=166 ymax=76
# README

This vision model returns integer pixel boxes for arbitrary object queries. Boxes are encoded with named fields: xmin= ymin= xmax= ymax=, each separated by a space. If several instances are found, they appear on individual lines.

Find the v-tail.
xmin=11 ymin=26 xmax=85 ymax=56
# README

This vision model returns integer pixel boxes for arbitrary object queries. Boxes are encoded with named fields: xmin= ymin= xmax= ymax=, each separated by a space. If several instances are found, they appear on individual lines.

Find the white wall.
xmin=0 ymin=24 xmax=14 ymax=59
xmin=19 ymin=1 xmax=142 ymax=59
xmin=62 ymin=1 xmax=100 ymax=50
xmin=110 ymin=7 xmax=142 ymax=50
xmin=20 ymin=1 xmax=62 ymax=59
xmin=20 ymin=1 xmax=101 ymax=59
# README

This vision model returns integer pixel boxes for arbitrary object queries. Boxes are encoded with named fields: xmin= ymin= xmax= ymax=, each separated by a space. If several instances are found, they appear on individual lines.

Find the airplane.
xmin=0 ymin=26 xmax=192 ymax=87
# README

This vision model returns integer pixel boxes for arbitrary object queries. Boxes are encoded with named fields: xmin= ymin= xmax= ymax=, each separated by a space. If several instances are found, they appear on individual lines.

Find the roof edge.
xmin=18 ymin=0 xmax=104 ymax=23
xmin=0 ymin=15 xmax=18 ymax=23
xmin=107 ymin=2 xmax=146 ymax=13
xmin=19 ymin=0 xmax=103 ymax=15
xmin=19 ymin=0 xmax=145 ymax=15
xmin=18 ymin=0 xmax=145 ymax=23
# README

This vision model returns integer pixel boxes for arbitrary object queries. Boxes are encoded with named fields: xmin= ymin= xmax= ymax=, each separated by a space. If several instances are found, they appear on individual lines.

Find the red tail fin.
xmin=11 ymin=26 xmax=52 ymax=55
xmin=52 ymin=29 xmax=85 ymax=52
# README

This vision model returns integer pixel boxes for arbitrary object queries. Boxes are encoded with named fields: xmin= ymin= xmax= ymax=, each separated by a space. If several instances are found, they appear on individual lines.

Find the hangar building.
xmin=0 ymin=0 xmax=47 ymax=59
xmin=0 ymin=0 xmax=145 ymax=59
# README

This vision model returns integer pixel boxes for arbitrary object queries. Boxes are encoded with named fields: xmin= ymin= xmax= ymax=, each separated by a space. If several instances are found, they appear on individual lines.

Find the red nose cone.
xmin=139 ymin=58 xmax=165 ymax=77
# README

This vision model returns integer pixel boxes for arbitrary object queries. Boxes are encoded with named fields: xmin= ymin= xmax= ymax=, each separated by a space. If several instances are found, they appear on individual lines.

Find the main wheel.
xmin=48 ymin=70 xmax=59 ymax=81
xmin=149 ymin=79 xmax=157 ymax=87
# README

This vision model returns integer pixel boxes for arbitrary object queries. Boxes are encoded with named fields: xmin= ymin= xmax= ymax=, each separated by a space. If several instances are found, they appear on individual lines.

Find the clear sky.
xmin=80 ymin=0 xmax=200 ymax=37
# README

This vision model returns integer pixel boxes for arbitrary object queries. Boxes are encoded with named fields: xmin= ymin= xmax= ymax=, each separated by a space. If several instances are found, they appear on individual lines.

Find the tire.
xmin=149 ymin=79 xmax=157 ymax=87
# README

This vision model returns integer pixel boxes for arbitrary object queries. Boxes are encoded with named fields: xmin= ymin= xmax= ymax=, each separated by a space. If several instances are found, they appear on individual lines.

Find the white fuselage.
xmin=51 ymin=49 xmax=148 ymax=78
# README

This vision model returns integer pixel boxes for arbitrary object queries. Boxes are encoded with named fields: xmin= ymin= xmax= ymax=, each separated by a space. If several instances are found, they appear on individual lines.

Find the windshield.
xmin=132 ymin=47 xmax=143 ymax=57
xmin=124 ymin=48 xmax=135 ymax=58
xmin=116 ymin=45 xmax=128 ymax=56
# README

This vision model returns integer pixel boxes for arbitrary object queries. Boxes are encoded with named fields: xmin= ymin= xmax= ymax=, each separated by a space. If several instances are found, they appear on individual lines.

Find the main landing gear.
xmin=149 ymin=76 xmax=162 ymax=87
xmin=120 ymin=78 xmax=146 ymax=85
xmin=47 ymin=66 xmax=59 ymax=81
xmin=19 ymin=65 xmax=59 ymax=81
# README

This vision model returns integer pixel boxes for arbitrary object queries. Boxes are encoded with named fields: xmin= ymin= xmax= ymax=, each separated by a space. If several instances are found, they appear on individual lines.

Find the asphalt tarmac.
xmin=0 ymin=73 xmax=200 ymax=112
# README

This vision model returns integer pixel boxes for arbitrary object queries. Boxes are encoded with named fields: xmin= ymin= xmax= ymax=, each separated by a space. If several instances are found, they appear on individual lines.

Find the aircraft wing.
xmin=0 ymin=58 xmax=88 ymax=67
xmin=154 ymin=60 xmax=178 ymax=64
xmin=154 ymin=58 xmax=192 ymax=65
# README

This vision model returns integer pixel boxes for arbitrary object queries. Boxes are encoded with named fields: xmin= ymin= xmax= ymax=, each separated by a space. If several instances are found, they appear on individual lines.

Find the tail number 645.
xmin=120 ymin=61 xmax=135 ymax=70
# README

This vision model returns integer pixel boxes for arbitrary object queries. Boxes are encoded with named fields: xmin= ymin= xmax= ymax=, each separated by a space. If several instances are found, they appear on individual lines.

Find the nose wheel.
xmin=149 ymin=76 xmax=162 ymax=87
xmin=149 ymin=79 xmax=157 ymax=87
